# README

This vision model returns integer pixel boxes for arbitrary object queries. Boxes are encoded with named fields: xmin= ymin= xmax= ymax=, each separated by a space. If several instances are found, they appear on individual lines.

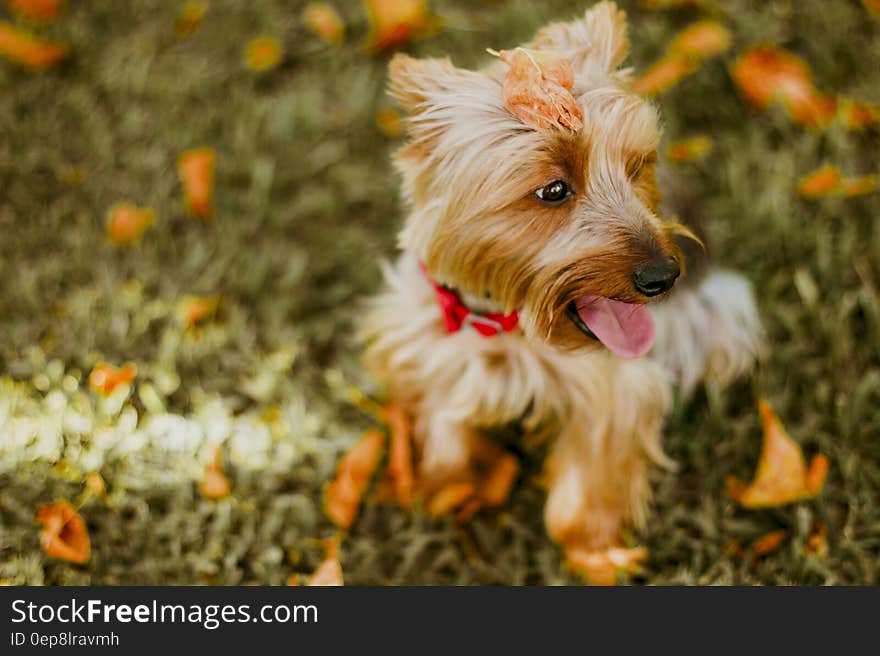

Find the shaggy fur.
xmin=363 ymin=2 xmax=763 ymax=558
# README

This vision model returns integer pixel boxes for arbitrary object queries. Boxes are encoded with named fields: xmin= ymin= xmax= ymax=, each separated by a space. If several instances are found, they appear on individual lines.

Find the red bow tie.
xmin=421 ymin=263 xmax=519 ymax=337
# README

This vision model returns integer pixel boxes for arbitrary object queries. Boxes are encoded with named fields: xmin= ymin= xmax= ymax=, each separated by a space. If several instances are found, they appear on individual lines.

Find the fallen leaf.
xmin=837 ymin=98 xmax=879 ymax=130
xmin=178 ymin=147 xmax=215 ymax=220
xmin=375 ymin=107 xmax=404 ymax=137
xmin=668 ymin=20 xmax=731 ymax=59
xmin=176 ymin=1 xmax=208 ymax=38
xmin=8 ymin=0 xmax=62 ymax=23
xmin=306 ymin=537 xmax=344 ymax=586
xmin=864 ymin=0 xmax=880 ymax=16
xmin=324 ymin=430 xmax=385 ymax=528
xmin=427 ymin=482 xmax=476 ymax=516
xmin=722 ymin=539 xmax=744 ymax=558
xmin=382 ymin=404 xmax=413 ymax=508
xmin=303 ymin=2 xmax=344 ymax=45
xmin=88 ymin=362 xmax=137 ymax=397
xmin=85 ymin=472 xmax=107 ymax=498
xmin=666 ymin=134 xmax=713 ymax=162
xmin=199 ymin=447 xmax=231 ymax=500
xmin=244 ymin=35 xmax=282 ymax=71
xmin=106 ymin=203 xmax=156 ymax=245
xmin=633 ymin=54 xmax=696 ymax=97
xmin=498 ymin=47 xmax=583 ymax=131
xmin=34 ymin=501 xmax=90 ymax=564
xmin=751 ymin=529 xmax=788 ymax=556
xmin=179 ymin=295 xmax=220 ymax=328
xmin=727 ymin=399 xmax=828 ymax=508
xmin=803 ymin=521 xmax=828 ymax=557
xmin=364 ymin=0 xmax=434 ymax=52
xmin=566 ymin=546 xmax=647 ymax=586
xmin=0 ymin=20 xmax=67 ymax=69
xmin=797 ymin=164 xmax=841 ymax=197
xmin=730 ymin=46 xmax=835 ymax=128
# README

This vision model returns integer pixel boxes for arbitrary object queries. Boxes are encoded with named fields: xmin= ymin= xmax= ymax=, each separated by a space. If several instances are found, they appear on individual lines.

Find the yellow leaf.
xmin=375 ymin=107 xmax=404 ymax=138
xmin=727 ymin=399 xmax=828 ymax=508
xmin=244 ymin=35 xmax=282 ymax=71
xmin=668 ymin=20 xmax=731 ymax=60
xmin=303 ymin=2 xmax=344 ymax=45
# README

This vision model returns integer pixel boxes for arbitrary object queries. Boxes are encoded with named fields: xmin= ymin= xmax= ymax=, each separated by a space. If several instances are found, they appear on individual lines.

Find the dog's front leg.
xmin=543 ymin=358 xmax=672 ymax=552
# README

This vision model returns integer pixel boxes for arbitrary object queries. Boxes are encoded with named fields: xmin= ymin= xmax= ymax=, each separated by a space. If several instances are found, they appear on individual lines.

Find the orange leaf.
xmin=797 ymin=164 xmax=842 ymax=197
xmin=324 ymin=430 xmax=385 ymax=528
xmin=864 ymin=0 xmax=880 ymax=16
xmin=34 ymin=501 xmax=90 ymax=564
xmin=751 ymin=529 xmax=788 ymax=556
xmin=306 ymin=537 xmax=344 ymax=586
xmin=633 ymin=54 xmax=696 ymax=97
xmin=177 ymin=147 xmax=215 ymax=220
xmin=427 ymin=482 xmax=476 ymax=516
xmin=303 ymin=2 xmax=345 ymax=45
xmin=805 ymin=454 xmax=829 ymax=495
xmin=0 ymin=20 xmax=67 ymax=69
xmin=666 ymin=134 xmax=713 ymax=162
xmin=727 ymin=399 xmax=827 ymax=508
xmin=803 ymin=521 xmax=828 ymax=557
xmin=566 ymin=546 xmax=647 ymax=586
xmin=244 ymin=35 xmax=283 ymax=71
xmin=498 ymin=48 xmax=583 ymax=132
xmin=106 ymin=203 xmax=156 ymax=245
xmin=364 ymin=0 xmax=434 ymax=53
xmin=8 ymin=0 xmax=62 ymax=23
xmin=179 ymin=295 xmax=220 ymax=327
xmin=382 ymin=404 xmax=414 ymax=509
xmin=176 ymin=2 xmax=208 ymax=38
xmin=199 ymin=447 xmax=231 ymax=500
xmin=375 ymin=107 xmax=404 ymax=138
xmin=730 ymin=46 xmax=835 ymax=128
xmin=88 ymin=362 xmax=137 ymax=397
xmin=668 ymin=20 xmax=731 ymax=60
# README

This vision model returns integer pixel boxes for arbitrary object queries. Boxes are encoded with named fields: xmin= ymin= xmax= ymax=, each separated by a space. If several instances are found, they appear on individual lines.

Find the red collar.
xmin=420 ymin=263 xmax=519 ymax=337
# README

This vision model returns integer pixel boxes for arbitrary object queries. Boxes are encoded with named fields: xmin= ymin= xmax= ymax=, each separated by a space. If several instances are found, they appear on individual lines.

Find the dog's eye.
xmin=535 ymin=180 xmax=571 ymax=205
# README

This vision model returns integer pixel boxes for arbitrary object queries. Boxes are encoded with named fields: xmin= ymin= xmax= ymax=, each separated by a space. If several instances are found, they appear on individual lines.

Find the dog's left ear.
xmin=528 ymin=1 xmax=630 ymax=82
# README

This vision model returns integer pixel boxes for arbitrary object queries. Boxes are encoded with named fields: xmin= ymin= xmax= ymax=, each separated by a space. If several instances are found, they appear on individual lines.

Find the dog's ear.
xmin=528 ymin=1 xmax=630 ymax=81
xmin=388 ymin=53 xmax=473 ymax=115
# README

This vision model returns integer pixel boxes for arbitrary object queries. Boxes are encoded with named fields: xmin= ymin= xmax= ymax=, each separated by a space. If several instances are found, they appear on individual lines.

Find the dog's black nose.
xmin=632 ymin=257 xmax=680 ymax=297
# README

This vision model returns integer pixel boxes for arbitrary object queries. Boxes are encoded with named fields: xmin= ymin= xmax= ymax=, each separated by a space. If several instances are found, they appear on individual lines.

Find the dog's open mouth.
xmin=565 ymin=295 xmax=655 ymax=359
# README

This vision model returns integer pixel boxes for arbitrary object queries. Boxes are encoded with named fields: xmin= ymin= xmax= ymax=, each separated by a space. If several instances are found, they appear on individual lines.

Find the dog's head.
xmin=391 ymin=2 xmax=685 ymax=357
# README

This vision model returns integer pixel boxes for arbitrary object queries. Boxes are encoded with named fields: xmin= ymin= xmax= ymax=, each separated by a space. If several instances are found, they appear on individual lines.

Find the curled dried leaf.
xmin=324 ymin=430 xmax=385 ymax=528
xmin=498 ymin=48 xmax=583 ymax=132
xmin=727 ymin=399 xmax=828 ymax=508
xmin=35 ymin=501 xmax=90 ymax=564
xmin=0 ymin=20 xmax=67 ymax=68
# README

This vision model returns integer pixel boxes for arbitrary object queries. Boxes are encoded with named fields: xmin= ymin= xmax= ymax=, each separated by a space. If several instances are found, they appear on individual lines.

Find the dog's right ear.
xmin=388 ymin=53 xmax=473 ymax=115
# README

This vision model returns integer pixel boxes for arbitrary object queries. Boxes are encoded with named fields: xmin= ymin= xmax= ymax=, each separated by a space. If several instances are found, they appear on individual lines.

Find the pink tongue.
xmin=575 ymin=295 xmax=655 ymax=359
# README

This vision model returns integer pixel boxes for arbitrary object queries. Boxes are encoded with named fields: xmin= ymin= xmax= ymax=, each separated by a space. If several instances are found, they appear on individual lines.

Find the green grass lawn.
xmin=1 ymin=0 xmax=879 ymax=585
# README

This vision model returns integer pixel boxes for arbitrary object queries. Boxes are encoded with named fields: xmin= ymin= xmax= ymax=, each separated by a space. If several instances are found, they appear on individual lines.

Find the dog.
xmin=362 ymin=2 xmax=763 ymax=575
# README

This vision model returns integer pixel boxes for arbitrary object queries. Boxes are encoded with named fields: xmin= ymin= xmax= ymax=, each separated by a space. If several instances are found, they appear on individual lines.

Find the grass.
xmin=0 ymin=0 xmax=879 ymax=585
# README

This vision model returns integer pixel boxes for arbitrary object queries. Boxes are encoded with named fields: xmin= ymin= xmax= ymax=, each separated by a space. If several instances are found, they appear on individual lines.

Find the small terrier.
xmin=363 ymin=2 xmax=762 ymax=570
